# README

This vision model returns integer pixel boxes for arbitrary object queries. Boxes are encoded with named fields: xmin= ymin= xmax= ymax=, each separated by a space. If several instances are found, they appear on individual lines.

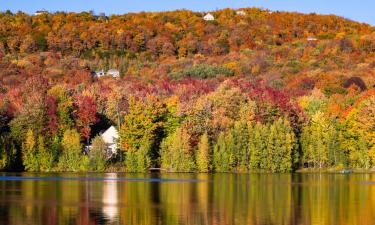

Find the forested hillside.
xmin=0 ymin=8 xmax=374 ymax=172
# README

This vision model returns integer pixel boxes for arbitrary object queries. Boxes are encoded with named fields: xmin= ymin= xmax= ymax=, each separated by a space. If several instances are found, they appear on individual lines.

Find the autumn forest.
xmin=0 ymin=8 xmax=374 ymax=172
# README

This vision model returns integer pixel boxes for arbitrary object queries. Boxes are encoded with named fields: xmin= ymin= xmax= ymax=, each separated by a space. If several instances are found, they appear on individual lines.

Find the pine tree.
xmin=232 ymin=122 xmax=250 ymax=171
xmin=51 ymin=136 xmax=61 ymax=163
xmin=22 ymin=129 xmax=39 ymax=171
xmin=301 ymin=125 xmax=314 ymax=168
xmin=260 ymin=119 xmax=296 ymax=172
xmin=0 ymin=135 xmax=17 ymax=171
xmin=266 ymin=123 xmax=277 ymax=172
xmin=125 ymin=139 xmax=152 ymax=172
xmin=59 ymin=129 xmax=83 ymax=171
xmin=213 ymin=132 xmax=235 ymax=172
xmin=196 ymin=132 xmax=210 ymax=172
xmin=249 ymin=123 xmax=265 ymax=170
xmin=301 ymin=112 xmax=338 ymax=169
xmin=0 ymin=136 xmax=7 ymax=170
xmin=160 ymin=128 xmax=195 ymax=172
xmin=277 ymin=119 xmax=295 ymax=172
xmin=38 ymin=136 xmax=54 ymax=171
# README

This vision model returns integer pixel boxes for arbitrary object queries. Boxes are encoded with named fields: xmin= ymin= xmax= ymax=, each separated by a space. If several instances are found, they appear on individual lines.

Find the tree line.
xmin=0 ymin=78 xmax=374 ymax=172
xmin=0 ymin=8 xmax=374 ymax=172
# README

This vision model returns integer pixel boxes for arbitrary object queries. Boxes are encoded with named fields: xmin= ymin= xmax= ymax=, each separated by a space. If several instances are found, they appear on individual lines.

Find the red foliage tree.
xmin=45 ymin=96 xmax=59 ymax=135
xmin=74 ymin=95 xmax=98 ymax=143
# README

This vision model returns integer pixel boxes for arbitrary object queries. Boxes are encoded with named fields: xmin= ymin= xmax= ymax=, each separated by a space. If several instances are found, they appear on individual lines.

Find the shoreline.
xmin=1 ymin=168 xmax=375 ymax=174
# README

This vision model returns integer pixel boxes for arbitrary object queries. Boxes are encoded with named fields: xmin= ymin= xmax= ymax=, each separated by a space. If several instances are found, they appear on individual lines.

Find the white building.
xmin=107 ymin=69 xmax=120 ymax=78
xmin=92 ymin=69 xmax=119 ymax=78
xmin=101 ymin=126 xmax=119 ymax=155
xmin=92 ymin=70 xmax=106 ymax=77
xmin=236 ymin=10 xmax=246 ymax=16
xmin=203 ymin=13 xmax=215 ymax=21
xmin=34 ymin=10 xmax=48 ymax=16
xmin=307 ymin=37 xmax=318 ymax=41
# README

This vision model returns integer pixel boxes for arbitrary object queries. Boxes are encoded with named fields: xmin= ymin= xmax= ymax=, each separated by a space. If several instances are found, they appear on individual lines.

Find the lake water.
xmin=0 ymin=172 xmax=374 ymax=225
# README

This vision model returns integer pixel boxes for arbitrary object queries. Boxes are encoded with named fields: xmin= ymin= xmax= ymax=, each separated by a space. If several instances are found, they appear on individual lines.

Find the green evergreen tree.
xmin=160 ymin=128 xmax=195 ymax=172
xmin=260 ymin=119 xmax=296 ymax=172
xmin=196 ymin=132 xmax=211 ymax=172
xmin=126 ymin=139 xmax=152 ymax=172
xmin=0 ymin=136 xmax=7 ymax=170
xmin=276 ymin=118 xmax=295 ymax=172
xmin=0 ymin=135 xmax=16 ymax=170
xmin=249 ymin=123 xmax=265 ymax=170
xmin=213 ymin=132 xmax=235 ymax=172
xmin=51 ymin=136 xmax=62 ymax=163
xmin=301 ymin=112 xmax=340 ymax=169
xmin=259 ymin=124 xmax=270 ymax=170
xmin=266 ymin=123 xmax=277 ymax=172
xmin=22 ymin=129 xmax=39 ymax=171
xmin=38 ymin=136 xmax=54 ymax=171
xmin=301 ymin=125 xmax=314 ymax=168
xmin=232 ymin=122 xmax=250 ymax=171
xmin=327 ymin=126 xmax=345 ymax=167
xmin=58 ymin=129 xmax=84 ymax=171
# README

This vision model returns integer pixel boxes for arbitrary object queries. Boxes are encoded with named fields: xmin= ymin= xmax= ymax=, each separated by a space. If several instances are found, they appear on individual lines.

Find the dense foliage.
xmin=0 ymin=8 xmax=374 ymax=172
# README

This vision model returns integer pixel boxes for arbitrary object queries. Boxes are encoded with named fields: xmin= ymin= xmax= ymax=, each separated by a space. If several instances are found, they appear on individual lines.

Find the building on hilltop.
xmin=34 ymin=10 xmax=48 ymax=16
xmin=92 ymin=69 xmax=119 ymax=78
xmin=307 ymin=37 xmax=318 ymax=41
xmin=203 ymin=13 xmax=215 ymax=21
xmin=107 ymin=69 xmax=120 ymax=78
xmin=92 ymin=70 xmax=106 ymax=78
xmin=236 ymin=10 xmax=246 ymax=16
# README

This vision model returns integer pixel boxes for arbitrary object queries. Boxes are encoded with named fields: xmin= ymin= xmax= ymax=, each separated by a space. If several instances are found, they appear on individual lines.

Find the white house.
xmin=92 ymin=70 xmax=106 ymax=78
xmin=307 ymin=37 xmax=318 ymax=41
xmin=92 ymin=69 xmax=119 ymax=78
xmin=236 ymin=10 xmax=246 ymax=16
xmin=101 ymin=126 xmax=119 ymax=155
xmin=34 ymin=10 xmax=48 ymax=16
xmin=107 ymin=69 xmax=120 ymax=78
xmin=203 ymin=13 xmax=215 ymax=21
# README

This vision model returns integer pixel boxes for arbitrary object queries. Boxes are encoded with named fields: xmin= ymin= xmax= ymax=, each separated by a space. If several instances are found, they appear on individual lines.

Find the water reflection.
xmin=0 ymin=173 xmax=375 ymax=225
xmin=102 ymin=173 xmax=118 ymax=221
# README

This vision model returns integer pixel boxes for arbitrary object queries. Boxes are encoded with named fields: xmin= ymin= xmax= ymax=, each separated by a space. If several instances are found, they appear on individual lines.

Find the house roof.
xmin=101 ymin=126 xmax=118 ymax=144
xmin=236 ymin=10 xmax=246 ymax=15
xmin=203 ymin=13 xmax=214 ymax=20
xmin=307 ymin=37 xmax=318 ymax=41
xmin=35 ymin=10 xmax=48 ymax=14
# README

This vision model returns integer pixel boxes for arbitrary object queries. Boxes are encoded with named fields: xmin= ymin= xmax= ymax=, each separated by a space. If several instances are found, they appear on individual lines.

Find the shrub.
xmin=169 ymin=64 xmax=234 ymax=79
xmin=89 ymin=135 xmax=107 ymax=171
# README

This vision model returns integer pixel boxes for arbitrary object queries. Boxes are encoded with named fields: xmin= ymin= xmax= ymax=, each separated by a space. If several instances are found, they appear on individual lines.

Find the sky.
xmin=1 ymin=0 xmax=374 ymax=25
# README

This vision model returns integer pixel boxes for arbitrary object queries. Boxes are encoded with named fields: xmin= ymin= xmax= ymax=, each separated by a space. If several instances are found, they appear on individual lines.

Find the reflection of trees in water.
xmin=0 ymin=205 xmax=10 ymax=225
xmin=81 ymin=173 xmax=119 ymax=225
xmin=3 ymin=174 xmax=375 ymax=224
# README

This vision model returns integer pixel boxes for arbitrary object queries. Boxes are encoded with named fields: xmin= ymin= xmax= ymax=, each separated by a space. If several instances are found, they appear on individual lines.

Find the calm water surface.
xmin=0 ymin=172 xmax=374 ymax=225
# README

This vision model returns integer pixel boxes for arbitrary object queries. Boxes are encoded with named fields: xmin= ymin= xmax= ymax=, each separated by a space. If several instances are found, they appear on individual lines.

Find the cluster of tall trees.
xmin=0 ymin=8 xmax=374 ymax=172
xmin=0 ymin=76 xmax=374 ymax=172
